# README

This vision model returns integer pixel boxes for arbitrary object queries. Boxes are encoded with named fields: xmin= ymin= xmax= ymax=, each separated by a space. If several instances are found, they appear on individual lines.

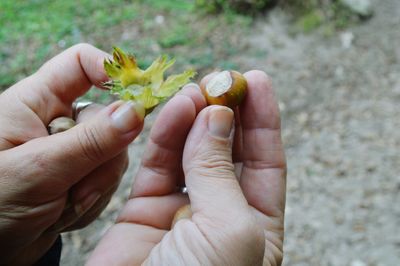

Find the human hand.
xmin=0 ymin=44 xmax=144 ymax=264
xmin=88 ymin=71 xmax=286 ymax=265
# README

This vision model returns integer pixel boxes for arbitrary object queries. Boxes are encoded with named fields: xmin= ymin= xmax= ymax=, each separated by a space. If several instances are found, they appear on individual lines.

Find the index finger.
xmin=36 ymin=43 xmax=110 ymax=103
xmin=239 ymin=70 xmax=286 ymax=218
xmin=12 ymin=43 xmax=110 ymax=123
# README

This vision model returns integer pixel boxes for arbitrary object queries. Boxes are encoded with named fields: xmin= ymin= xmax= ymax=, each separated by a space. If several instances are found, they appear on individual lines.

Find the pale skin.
xmin=0 ymin=44 xmax=143 ymax=264
xmin=0 ymin=44 xmax=286 ymax=265
xmin=88 ymin=71 xmax=286 ymax=264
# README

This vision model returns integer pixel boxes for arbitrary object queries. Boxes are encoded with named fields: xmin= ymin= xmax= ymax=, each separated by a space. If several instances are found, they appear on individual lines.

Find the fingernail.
xmin=182 ymin=83 xmax=200 ymax=90
xmin=111 ymin=101 xmax=145 ymax=133
xmin=208 ymin=106 xmax=234 ymax=138
xmin=74 ymin=192 xmax=101 ymax=217
xmin=178 ymin=83 xmax=200 ymax=97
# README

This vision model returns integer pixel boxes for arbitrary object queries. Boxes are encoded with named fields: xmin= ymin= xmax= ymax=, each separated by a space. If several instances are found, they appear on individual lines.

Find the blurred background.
xmin=1 ymin=0 xmax=399 ymax=265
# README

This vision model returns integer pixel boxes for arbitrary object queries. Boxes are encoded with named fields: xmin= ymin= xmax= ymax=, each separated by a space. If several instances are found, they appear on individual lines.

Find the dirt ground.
xmin=61 ymin=0 xmax=400 ymax=265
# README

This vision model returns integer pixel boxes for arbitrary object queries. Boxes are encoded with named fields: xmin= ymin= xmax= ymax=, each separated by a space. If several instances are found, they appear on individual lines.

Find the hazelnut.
xmin=201 ymin=70 xmax=247 ymax=108
xmin=172 ymin=204 xmax=192 ymax=227
xmin=48 ymin=117 xmax=76 ymax=135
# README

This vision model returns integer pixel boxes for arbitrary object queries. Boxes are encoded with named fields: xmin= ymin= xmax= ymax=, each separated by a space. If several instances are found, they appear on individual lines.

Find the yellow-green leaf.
xmin=103 ymin=47 xmax=196 ymax=114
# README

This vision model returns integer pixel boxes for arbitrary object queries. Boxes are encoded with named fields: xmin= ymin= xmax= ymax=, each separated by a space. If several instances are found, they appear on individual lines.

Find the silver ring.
xmin=72 ymin=101 xmax=94 ymax=120
xmin=178 ymin=187 xmax=188 ymax=194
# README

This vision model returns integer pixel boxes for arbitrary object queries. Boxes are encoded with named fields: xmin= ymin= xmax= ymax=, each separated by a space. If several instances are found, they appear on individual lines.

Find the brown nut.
xmin=200 ymin=70 xmax=247 ymax=108
xmin=171 ymin=204 xmax=192 ymax=227
xmin=48 ymin=117 xmax=76 ymax=134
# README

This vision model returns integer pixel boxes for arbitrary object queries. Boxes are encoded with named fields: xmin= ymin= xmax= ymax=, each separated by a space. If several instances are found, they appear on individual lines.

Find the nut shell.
xmin=171 ymin=204 xmax=192 ymax=227
xmin=48 ymin=117 xmax=76 ymax=134
xmin=201 ymin=70 xmax=247 ymax=108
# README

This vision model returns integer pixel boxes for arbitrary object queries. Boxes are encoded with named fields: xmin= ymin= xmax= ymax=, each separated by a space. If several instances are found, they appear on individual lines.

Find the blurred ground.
xmin=241 ymin=0 xmax=400 ymax=265
xmin=35 ymin=0 xmax=399 ymax=265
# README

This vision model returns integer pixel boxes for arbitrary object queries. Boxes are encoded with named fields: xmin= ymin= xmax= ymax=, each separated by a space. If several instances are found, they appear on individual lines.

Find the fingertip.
xmin=110 ymin=101 xmax=144 ymax=133
xmin=149 ymin=94 xmax=196 ymax=149
xmin=243 ymin=70 xmax=273 ymax=92
xmin=207 ymin=105 xmax=234 ymax=139
xmin=241 ymin=70 xmax=281 ymax=129
xmin=180 ymin=83 xmax=207 ymax=113
xmin=73 ymin=43 xmax=111 ymax=88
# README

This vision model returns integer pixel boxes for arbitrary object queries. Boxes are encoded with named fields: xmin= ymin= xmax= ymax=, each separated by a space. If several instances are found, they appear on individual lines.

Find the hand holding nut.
xmin=88 ymin=71 xmax=286 ymax=266
xmin=172 ymin=70 xmax=248 ymax=227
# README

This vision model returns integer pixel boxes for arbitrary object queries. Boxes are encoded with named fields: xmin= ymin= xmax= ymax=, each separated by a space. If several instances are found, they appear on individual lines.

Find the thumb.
xmin=17 ymin=101 xmax=144 ymax=186
xmin=183 ymin=106 xmax=248 ymax=221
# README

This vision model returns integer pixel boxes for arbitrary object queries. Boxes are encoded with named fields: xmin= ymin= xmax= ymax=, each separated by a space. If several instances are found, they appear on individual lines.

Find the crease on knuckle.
xmin=77 ymin=126 xmax=104 ymax=163
xmin=243 ymin=159 xmax=286 ymax=171
xmin=190 ymin=152 xmax=235 ymax=177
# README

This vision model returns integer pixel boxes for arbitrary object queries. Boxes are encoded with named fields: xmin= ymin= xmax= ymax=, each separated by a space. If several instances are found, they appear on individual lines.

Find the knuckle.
xmin=30 ymin=151 xmax=51 ymax=175
xmin=191 ymin=151 xmax=235 ymax=175
xmin=72 ymin=42 xmax=94 ymax=52
xmin=77 ymin=125 xmax=105 ymax=163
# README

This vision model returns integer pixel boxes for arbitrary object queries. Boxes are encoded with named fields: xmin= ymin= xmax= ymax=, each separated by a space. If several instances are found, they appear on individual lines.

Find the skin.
xmin=88 ymin=71 xmax=286 ymax=265
xmin=0 ymin=44 xmax=144 ymax=265
xmin=0 ymin=43 xmax=286 ymax=265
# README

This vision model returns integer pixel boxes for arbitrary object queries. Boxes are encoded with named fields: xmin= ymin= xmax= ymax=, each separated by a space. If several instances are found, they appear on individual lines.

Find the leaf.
xmin=103 ymin=47 xmax=197 ymax=114
xmin=135 ymin=87 xmax=161 ymax=110
xmin=155 ymin=69 xmax=196 ymax=97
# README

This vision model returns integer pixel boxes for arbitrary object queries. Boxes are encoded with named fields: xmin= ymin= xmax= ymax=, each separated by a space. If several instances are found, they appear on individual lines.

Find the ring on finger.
xmin=178 ymin=186 xmax=188 ymax=194
xmin=72 ymin=101 xmax=94 ymax=120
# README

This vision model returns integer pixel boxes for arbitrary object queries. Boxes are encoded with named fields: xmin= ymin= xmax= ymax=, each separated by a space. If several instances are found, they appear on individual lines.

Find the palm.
xmin=89 ymin=71 xmax=286 ymax=265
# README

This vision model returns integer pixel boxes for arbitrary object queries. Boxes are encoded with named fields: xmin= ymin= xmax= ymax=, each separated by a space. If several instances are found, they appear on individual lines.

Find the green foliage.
xmin=0 ymin=0 xmax=140 ymax=90
xmin=196 ymin=0 xmax=276 ymax=13
xmin=296 ymin=11 xmax=323 ymax=33
xmin=280 ymin=0 xmax=360 ymax=33
xmin=0 ymin=0 xmax=253 ymax=108
xmin=194 ymin=0 xmax=362 ymax=33
xmin=0 ymin=0 xmax=366 ymax=99
xmin=142 ymin=0 xmax=194 ymax=11
xmin=159 ymin=25 xmax=191 ymax=48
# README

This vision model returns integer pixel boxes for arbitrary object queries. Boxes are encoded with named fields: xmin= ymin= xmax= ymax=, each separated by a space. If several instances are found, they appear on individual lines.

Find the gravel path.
xmin=61 ymin=0 xmax=400 ymax=265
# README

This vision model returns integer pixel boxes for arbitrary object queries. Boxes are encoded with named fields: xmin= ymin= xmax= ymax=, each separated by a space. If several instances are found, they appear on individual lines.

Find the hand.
xmin=88 ymin=71 xmax=286 ymax=265
xmin=0 ymin=44 xmax=144 ymax=264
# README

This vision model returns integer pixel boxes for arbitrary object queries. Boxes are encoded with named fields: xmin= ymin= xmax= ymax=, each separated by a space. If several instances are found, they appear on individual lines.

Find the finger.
xmin=61 ymin=185 xmax=117 ymax=232
xmin=75 ymin=103 xmax=105 ymax=123
xmin=35 ymin=43 xmax=109 ymax=103
xmin=239 ymin=70 xmax=286 ymax=218
xmin=46 ymin=104 xmax=128 ymax=231
xmin=34 ymin=150 xmax=127 ymax=233
xmin=131 ymin=84 xmax=206 ymax=197
xmin=182 ymin=106 xmax=249 ymax=222
xmin=49 ymin=151 xmax=128 ymax=233
xmin=11 ymin=43 xmax=110 ymax=124
xmin=71 ymin=151 xmax=127 ymax=211
xmin=1 ymin=100 xmax=144 ymax=196
xmin=71 ymin=103 xmax=128 ymax=208
xmin=87 ymin=223 xmax=165 ymax=266
xmin=71 ymin=104 xmax=129 ymax=213
xmin=118 ymin=194 xmax=189 ymax=230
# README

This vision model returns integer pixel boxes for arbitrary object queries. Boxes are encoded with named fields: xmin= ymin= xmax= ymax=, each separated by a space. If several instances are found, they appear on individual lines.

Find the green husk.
xmin=103 ymin=47 xmax=196 ymax=113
